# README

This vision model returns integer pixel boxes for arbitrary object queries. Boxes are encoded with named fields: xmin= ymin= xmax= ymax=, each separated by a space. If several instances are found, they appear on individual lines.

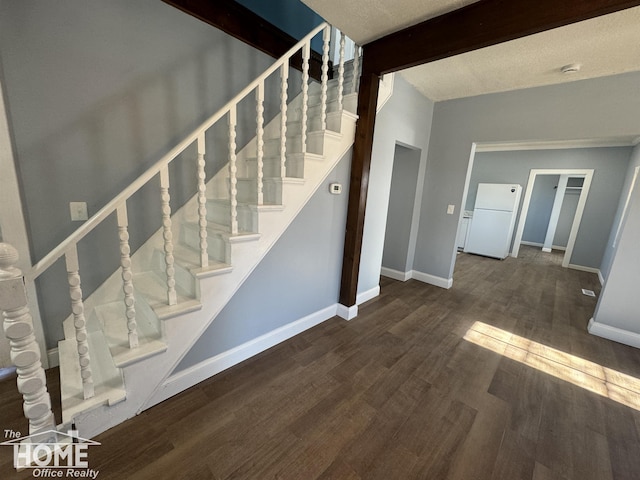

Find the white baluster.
xmin=228 ymin=106 xmax=238 ymax=235
xmin=338 ymin=32 xmax=345 ymax=111
xmin=280 ymin=64 xmax=289 ymax=179
xmin=256 ymin=82 xmax=265 ymax=205
xmin=196 ymin=133 xmax=209 ymax=267
xmin=0 ymin=243 xmax=56 ymax=434
xmin=64 ymin=245 xmax=95 ymax=400
xmin=116 ymin=203 xmax=137 ymax=349
xmin=160 ymin=166 xmax=177 ymax=305
xmin=321 ymin=26 xmax=330 ymax=131
xmin=301 ymin=42 xmax=310 ymax=154
xmin=352 ymin=45 xmax=361 ymax=94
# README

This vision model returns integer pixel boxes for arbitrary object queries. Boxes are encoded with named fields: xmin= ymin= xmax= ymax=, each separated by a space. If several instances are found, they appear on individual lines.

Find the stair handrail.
xmin=28 ymin=21 xmax=329 ymax=282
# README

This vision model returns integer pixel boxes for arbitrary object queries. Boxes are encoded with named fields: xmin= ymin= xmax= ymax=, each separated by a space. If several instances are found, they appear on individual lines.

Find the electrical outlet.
xmin=70 ymin=202 xmax=88 ymax=221
xmin=447 ymin=204 xmax=455 ymax=215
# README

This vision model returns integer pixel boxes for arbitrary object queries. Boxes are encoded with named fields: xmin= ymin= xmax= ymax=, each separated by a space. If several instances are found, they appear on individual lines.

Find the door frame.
xmin=511 ymin=168 xmax=594 ymax=267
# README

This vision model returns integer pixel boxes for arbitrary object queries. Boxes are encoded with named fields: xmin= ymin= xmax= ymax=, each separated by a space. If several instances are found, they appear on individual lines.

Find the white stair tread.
xmin=172 ymin=243 xmax=234 ymax=279
xmin=59 ymin=332 xmax=126 ymax=424
xmin=133 ymin=271 xmax=202 ymax=319
xmin=94 ymin=300 xmax=167 ymax=368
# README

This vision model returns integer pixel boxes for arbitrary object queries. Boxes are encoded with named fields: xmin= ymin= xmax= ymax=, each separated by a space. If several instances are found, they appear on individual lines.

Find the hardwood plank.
xmin=3 ymin=247 xmax=640 ymax=479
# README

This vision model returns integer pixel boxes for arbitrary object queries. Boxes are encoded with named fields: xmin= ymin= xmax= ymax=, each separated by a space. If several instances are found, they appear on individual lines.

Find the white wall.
xmin=357 ymin=76 xmax=434 ymax=296
xmin=414 ymin=72 xmax=640 ymax=283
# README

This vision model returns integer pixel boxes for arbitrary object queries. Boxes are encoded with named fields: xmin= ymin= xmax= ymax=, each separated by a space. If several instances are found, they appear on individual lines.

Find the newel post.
xmin=0 ymin=243 xmax=55 ymax=434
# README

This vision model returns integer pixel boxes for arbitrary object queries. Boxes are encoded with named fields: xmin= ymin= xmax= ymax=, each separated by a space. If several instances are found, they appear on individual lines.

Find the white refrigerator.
xmin=464 ymin=183 xmax=522 ymax=259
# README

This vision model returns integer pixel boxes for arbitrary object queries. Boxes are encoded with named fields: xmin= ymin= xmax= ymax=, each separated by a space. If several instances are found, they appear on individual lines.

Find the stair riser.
xmin=236 ymin=178 xmax=282 ymax=205
xmin=206 ymin=201 xmax=257 ymax=232
xmin=264 ymin=135 xmax=324 ymax=157
xmin=150 ymin=249 xmax=196 ymax=298
xmin=180 ymin=227 xmax=229 ymax=264
xmin=245 ymin=157 xmax=304 ymax=179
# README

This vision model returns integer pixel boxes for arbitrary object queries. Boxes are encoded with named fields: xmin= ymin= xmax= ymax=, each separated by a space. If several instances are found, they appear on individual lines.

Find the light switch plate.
xmin=70 ymin=202 xmax=88 ymax=221
xmin=447 ymin=204 xmax=455 ymax=215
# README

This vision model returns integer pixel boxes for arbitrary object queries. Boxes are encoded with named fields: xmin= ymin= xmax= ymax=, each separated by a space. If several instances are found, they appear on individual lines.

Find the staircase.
xmin=0 ymin=23 xmax=376 ymax=439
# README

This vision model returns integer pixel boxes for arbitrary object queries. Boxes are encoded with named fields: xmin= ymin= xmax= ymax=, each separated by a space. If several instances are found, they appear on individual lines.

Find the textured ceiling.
xmin=301 ymin=1 xmax=640 ymax=101
xmin=301 ymin=0 xmax=477 ymax=45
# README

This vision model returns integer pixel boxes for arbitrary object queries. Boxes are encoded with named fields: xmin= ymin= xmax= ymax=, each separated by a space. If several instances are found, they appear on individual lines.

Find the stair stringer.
xmin=67 ymin=110 xmax=357 ymax=438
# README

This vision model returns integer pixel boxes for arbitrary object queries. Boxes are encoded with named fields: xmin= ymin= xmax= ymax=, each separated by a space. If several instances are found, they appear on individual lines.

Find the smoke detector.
xmin=560 ymin=63 xmax=581 ymax=74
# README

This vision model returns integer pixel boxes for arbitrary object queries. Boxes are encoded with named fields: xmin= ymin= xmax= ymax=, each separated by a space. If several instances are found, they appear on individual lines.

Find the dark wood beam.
xmin=163 ymin=0 xmax=328 ymax=81
xmin=339 ymin=65 xmax=380 ymax=307
xmin=365 ymin=0 xmax=640 ymax=74
xmin=339 ymin=0 xmax=640 ymax=307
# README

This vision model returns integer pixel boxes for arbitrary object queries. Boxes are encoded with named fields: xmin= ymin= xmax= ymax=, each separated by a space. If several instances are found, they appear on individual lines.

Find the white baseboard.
xmin=380 ymin=267 xmax=453 ymax=290
xmin=568 ymin=263 xmax=601 ymax=276
xmin=380 ymin=267 xmax=411 ymax=281
xmin=411 ymin=270 xmax=453 ymax=289
xmin=146 ymin=304 xmax=339 ymax=409
xmin=588 ymin=318 xmax=640 ymax=349
xmin=47 ymin=348 xmax=59 ymax=369
xmin=357 ymin=285 xmax=380 ymax=305
xmin=520 ymin=241 xmax=567 ymax=251
xmin=598 ymin=270 xmax=605 ymax=286
xmin=337 ymin=303 xmax=358 ymax=320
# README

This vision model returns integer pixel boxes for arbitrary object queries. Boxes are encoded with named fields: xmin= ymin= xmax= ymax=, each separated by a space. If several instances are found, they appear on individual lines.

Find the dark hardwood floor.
xmin=2 ymin=246 xmax=640 ymax=479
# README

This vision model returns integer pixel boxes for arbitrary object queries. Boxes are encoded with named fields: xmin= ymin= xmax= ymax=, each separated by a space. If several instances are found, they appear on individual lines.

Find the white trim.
xmin=598 ymin=270 xmax=605 ymax=286
xmin=588 ymin=318 xmax=640 ymax=349
xmin=380 ymin=267 xmax=412 ymax=281
xmin=337 ymin=303 xmax=358 ymax=320
xmin=519 ymin=240 xmax=567 ymax=251
xmin=145 ymin=304 xmax=338 ymax=409
xmin=356 ymin=285 xmax=380 ymax=305
xmin=47 ymin=348 xmax=60 ymax=368
xmin=411 ymin=270 xmax=453 ymax=289
xmin=474 ymin=137 xmax=637 ymax=152
xmin=567 ymin=264 xmax=601 ymax=276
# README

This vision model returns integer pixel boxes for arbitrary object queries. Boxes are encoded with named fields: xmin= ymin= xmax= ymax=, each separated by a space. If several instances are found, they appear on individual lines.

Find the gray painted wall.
xmin=601 ymin=144 xmax=640 ymax=281
xmin=464 ymin=148 xmax=631 ymax=269
xmin=554 ymin=191 xmax=580 ymax=247
xmin=357 ymin=76 xmax=434 ymax=296
xmin=176 ymin=153 xmax=351 ymax=370
xmin=414 ymin=72 xmax=640 ymax=282
xmin=592 ymin=154 xmax=640 ymax=334
xmin=0 ymin=0 xmax=302 ymax=347
xmin=382 ymin=145 xmax=421 ymax=273
xmin=521 ymin=175 xmax=558 ymax=244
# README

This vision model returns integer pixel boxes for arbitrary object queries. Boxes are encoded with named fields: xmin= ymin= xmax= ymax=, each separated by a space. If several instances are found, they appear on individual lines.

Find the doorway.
xmin=380 ymin=144 xmax=422 ymax=280
xmin=512 ymin=168 xmax=594 ymax=267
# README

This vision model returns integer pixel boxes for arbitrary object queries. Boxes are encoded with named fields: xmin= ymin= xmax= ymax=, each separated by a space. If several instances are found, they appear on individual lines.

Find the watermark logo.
xmin=1 ymin=429 xmax=100 ymax=478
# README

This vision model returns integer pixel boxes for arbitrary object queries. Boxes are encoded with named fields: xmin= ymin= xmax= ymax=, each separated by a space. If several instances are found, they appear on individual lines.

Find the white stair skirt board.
xmin=380 ymin=267 xmax=412 ymax=282
xmin=356 ymin=285 xmax=380 ymax=305
xmin=411 ymin=270 xmax=454 ymax=289
xmin=145 ymin=304 xmax=339 ymax=408
xmin=337 ymin=303 xmax=358 ymax=320
xmin=588 ymin=318 xmax=640 ymax=350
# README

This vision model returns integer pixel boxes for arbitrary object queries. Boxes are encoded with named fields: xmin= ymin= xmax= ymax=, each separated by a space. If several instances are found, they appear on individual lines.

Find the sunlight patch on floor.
xmin=464 ymin=321 xmax=640 ymax=411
